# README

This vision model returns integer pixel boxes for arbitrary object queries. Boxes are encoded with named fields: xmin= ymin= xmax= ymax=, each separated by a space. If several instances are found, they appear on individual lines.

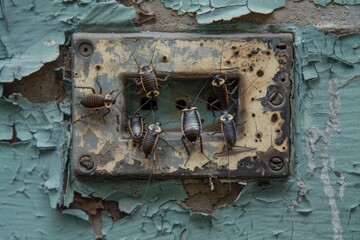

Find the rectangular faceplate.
xmin=72 ymin=32 xmax=293 ymax=179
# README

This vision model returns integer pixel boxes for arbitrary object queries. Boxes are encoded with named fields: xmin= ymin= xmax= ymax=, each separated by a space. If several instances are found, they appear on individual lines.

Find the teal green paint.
xmin=312 ymin=0 xmax=332 ymax=6
xmin=334 ymin=34 xmax=360 ymax=65
xmin=197 ymin=5 xmax=250 ymax=24
xmin=0 ymin=0 xmax=135 ymax=83
xmin=313 ymin=0 xmax=360 ymax=6
xmin=247 ymin=0 xmax=286 ymax=14
xmin=0 ymin=123 xmax=12 ymax=140
xmin=0 ymin=39 xmax=8 ymax=59
xmin=161 ymin=0 xmax=285 ymax=24
xmin=210 ymin=0 xmax=247 ymax=8
xmin=0 ymin=97 xmax=95 ymax=239
xmin=80 ymin=2 xmax=136 ymax=27
xmin=334 ymin=0 xmax=360 ymax=4
xmin=196 ymin=6 xmax=213 ymax=14
xmin=302 ymin=63 xmax=319 ymax=81
xmin=62 ymin=209 xmax=89 ymax=221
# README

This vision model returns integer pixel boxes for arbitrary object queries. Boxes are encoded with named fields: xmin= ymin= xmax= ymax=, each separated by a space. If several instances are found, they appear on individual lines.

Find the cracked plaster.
xmin=0 ymin=0 xmax=360 ymax=239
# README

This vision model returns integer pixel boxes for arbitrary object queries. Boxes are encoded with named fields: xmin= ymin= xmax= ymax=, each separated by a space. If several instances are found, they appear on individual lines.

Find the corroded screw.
xmin=269 ymin=157 xmax=284 ymax=171
xmin=269 ymin=91 xmax=284 ymax=106
xmin=78 ymin=42 xmax=93 ymax=57
xmin=79 ymin=155 xmax=94 ymax=171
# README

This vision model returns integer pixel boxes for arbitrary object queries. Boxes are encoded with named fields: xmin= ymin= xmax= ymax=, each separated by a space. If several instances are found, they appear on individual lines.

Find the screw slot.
xmin=269 ymin=157 xmax=284 ymax=171
xmin=269 ymin=91 xmax=284 ymax=106
xmin=78 ymin=42 xmax=93 ymax=57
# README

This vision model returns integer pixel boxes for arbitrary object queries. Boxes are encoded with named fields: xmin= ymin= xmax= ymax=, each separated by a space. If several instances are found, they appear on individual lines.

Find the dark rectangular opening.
xmin=121 ymin=72 xmax=242 ymax=134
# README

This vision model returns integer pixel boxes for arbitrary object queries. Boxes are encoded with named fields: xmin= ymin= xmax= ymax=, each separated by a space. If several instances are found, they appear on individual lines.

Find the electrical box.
xmin=72 ymin=32 xmax=293 ymax=179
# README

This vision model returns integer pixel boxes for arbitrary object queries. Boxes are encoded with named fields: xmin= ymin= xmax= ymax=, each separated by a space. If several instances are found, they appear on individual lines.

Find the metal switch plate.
xmin=72 ymin=32 xmax=293 ymax=179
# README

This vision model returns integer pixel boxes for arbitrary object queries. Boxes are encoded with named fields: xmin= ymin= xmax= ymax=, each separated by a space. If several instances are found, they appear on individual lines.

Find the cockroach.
xmin=126 ymin=98 xmax=155 ymax=146
xmin=142 ymin=120 xmax=175 ymax=158
xmin=181 ymin=106 xmax=205 ymax=159
xmin=142 ymin=122 xmax=162 ymax=158
xmin=213 ymin=107 xmax=255 ymax=159
xmin=73 ymin=78 xmax=122 ymax=123
xmin=142 ymin=119 xmax=175 ymax=201
xmin=193 ymin=64 xmax=238 ymax=111
xmin=124 ymin=37 xmax=168 ymax=99
xmin=195 ymin=38 xmax=238 ymax=110
xmin=215 ymin=109 xmax=254 ymax=192
xmin=210 ymin=75 xmax=238 ymax=110
xmin=179 ymin=78 xmax=210 ymax=161
xmin=219 ymin=111 xmax=237 ymax=148
xmin=128 ymin=113 xmax=145 ymax=145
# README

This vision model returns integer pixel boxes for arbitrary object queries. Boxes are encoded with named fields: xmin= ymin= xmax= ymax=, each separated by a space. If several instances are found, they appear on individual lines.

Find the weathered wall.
xmin=1 ymin=0 xmax=360 ymax=239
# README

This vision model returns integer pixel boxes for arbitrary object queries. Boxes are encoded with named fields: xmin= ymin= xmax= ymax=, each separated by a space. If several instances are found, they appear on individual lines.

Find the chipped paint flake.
xmin=247 ymin=0 xmax=285 ymax=14
xmin=311 ymin=0 xmax=332 ymax=6
xmin=210 ymin=0 xmax=247 ymax=8
xmin=161 ymin=0 xmax=286 ymax=24
xmin=0 ymin=1 xmax=135 ymax=83
xmin=197 ymin=5 xmax=250 ymax=24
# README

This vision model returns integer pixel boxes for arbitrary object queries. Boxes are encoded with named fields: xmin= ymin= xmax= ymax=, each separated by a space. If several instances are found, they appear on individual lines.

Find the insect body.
xmin=128 ymin=113 xmax=145 ymax=145
xmin=220 ymin=111 xmax=237 ymax=148
xmin=74 ymin=79 xmax=121 ymax=123
xmin=142 ymin=122 xmax=162 ymax=158
xmin=125 ymin=38 xmax=168 ymax=99
xmin=211 ymin=76 xmax=238 ymax=110
xmin=80 ymin=93 xmax=115 ymax=110
xmin=181 ymin=106 xmax=206 ymax=160
xmin=213 ymin=111 xmax=255 ymax=159
xmin=211 ymin=76 xmax=228 ymax=109
xmin=138 ymin=65 xmax=160 ymax=99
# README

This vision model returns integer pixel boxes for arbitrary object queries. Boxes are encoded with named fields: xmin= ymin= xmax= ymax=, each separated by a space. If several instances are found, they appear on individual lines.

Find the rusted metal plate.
xmin=72 ymin=32 xmax=293 ymax=179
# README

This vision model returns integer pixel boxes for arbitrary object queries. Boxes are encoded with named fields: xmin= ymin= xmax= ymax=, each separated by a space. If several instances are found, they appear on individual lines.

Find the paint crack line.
xmin=306 ymin=78 xmax=342 ymax=240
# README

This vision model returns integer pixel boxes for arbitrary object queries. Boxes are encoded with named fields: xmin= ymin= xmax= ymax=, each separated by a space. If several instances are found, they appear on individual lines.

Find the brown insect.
xmin=125 ymin=37 xmax=168 ymax=99
xmin=73 ymin=78 xmax=122 ymax=123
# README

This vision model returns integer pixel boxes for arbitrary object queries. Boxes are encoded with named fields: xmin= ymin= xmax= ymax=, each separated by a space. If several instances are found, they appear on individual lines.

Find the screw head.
xmin=269 ymin=157 xmax=284 ymax=171
xmin=79 ymin=155 xmax=94 ymax=171
xmin=78 ymin=42 xmax=93 ymax=57
xmin=269 ymin=91 xmax=284 ymax=106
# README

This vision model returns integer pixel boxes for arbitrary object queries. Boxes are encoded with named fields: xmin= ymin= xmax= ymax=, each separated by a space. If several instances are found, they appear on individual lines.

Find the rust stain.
xmin=59 ymin=192 xmax=128 ymax=238
xmin=181 ymin=179 xmax=245 ymax=215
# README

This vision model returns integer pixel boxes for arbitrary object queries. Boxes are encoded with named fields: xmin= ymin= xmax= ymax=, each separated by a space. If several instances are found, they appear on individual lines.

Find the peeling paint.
xmin=0 ymin=0 xmax=136 ymax=83
xmin=247 ymin=0 xmax=285 ymax=14
xmin=312 ymin=0 xmax=360 ymax=6
xmin=161 ymin=0 xmax=286 ymax=24
xmin=1 ymin=0 xmax=360 ymax=238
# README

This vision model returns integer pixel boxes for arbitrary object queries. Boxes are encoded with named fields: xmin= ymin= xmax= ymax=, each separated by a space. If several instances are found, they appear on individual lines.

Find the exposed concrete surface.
xmin=123 ymin=0 xmax=360 ymax=31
